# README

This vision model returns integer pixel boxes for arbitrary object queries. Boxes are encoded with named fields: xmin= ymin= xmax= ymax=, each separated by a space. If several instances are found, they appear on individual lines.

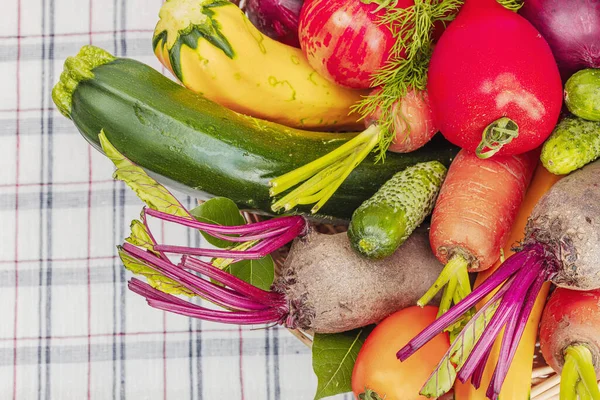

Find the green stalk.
xmin=579 ymin=380 xmax=594 ymax=400
xmin=437 ymin=276 xmax=457 ymax=317
xmin=561 ymin=345 xmax=600 ymax=400
xmin=269 ymin=125 xmax=382 ymax=214
xmin=418 ymin=253 xmax=471 ymax=309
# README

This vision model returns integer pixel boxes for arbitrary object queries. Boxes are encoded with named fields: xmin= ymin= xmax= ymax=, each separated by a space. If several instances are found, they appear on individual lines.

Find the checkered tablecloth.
xmin=0 ymin=1 xmax=351 ymax=398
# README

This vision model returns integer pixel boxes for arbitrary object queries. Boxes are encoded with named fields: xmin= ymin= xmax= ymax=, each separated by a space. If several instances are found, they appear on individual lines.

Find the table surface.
xmin=0 ymin=1 xmax=350 ymax=398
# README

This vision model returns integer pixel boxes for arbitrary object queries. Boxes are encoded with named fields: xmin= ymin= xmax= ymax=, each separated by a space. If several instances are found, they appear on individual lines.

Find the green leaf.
xmin=190 ymin=197 xmax=246 ymax=248
xmin=420 ymin=297 xmax=501 ymax=398
xmin=99 ymin=130 xmax=190 ymax=218
xmin=312 ymin=326 xmax=375 ymax=400
xmin=125 ymin=219 xmax=158 ymax=254
xmin=118 ymin=247 xmax=195 ymax=297
xmin=226 ymin=256 xmax=274 ymax=291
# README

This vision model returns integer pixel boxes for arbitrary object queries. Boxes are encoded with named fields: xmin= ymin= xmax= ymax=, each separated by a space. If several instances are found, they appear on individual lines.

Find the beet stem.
xmin=122 ymin=244 xmax=270 ymax=311
xmin=129 ymin=279 xmax=284 ymax=325
xmin=145 ymin=208 xmax=306 ymax=235
xmin=471 ymin=346 xmax=493 ymax=390
xmin=457 ymin=260 xmax=542 ymax=382
xmin=140 ymin=211 xmax=168 ymax=260
xmin=182 ymin=256 xmax=285 ymax=305
xmin=154 ymin=217 xmax=306 ymax=260
xmin=488 ymin=271 xmax=547 ymax=398
xmin=397 ymin=250 xmax=531 ymax=361
xmin=418 ymin=278 xmax=513 ymax=398
xmin=203 ymin=225 xmax=291 ymax=242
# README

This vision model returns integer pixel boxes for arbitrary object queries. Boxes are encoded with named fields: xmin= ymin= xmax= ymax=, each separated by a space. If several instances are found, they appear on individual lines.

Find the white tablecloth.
xmin=0 ymin=1 xmax=350 ymax=398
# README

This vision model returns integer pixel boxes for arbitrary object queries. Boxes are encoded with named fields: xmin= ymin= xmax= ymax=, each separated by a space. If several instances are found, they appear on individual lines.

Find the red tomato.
xmin=352 ymin=306 xmax=450 ymax=400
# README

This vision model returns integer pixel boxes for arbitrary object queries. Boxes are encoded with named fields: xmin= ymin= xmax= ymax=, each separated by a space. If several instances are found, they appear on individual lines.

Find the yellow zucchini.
xmin=153 ymin=0 xmax=366 ymax=129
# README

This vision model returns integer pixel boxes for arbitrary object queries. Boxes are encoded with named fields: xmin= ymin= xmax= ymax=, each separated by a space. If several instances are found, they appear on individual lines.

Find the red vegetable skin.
xmin=539 ymin=288 xmax=600 ymax=399
xmin=427 ymin=0 xmax=563 ymax=158
xmin=298 ymin=0 xmax=405 ymax=89
xmin=246 ymin=0 xmax=304 ymax=47
xmin=365 ymin=88 xmax=438 ymax=153
xmin=418 ymin=149 xmax=538 ymax=315
xmin=540 ymin=288 xmax=600 ymax=376
xmin=520 ymin=0 xmax=600 ymax=81
xmin=352 ymin=306 xmax=450 ymax=400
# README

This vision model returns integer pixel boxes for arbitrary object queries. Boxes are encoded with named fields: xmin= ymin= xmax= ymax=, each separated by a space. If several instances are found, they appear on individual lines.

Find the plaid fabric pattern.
xmin=0 ymin=1 xmax=351 ymax=398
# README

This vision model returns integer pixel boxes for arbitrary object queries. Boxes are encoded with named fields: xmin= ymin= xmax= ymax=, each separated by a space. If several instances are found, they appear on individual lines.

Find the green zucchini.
xmin=52 ymin=46 xmax=458 ymax=222
xmin=565 ymin=69 xmax=600 ymax=122
xmin=347 ymin=161 xmax=447 ymax=259
xmin=541 ymin=116 xmax=600 ymax=175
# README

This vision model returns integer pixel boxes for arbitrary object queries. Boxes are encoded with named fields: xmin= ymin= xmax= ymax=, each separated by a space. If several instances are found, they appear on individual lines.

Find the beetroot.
xmin=397 ymin=160 xmax=600 ymax=399
xmin=539 ymin=288 xmax=600 ymax=399
xmin=124 ymin=222 xmax=444 ymax=334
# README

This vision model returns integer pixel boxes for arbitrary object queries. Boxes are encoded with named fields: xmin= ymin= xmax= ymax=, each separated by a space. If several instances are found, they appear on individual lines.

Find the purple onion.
xmin=520 ymin=0 xmax=600 ymax=80
xmin=246 ymin=0 xmax=304 ymax=47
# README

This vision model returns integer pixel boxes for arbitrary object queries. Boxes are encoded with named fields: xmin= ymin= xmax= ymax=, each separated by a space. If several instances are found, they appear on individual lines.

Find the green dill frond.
xmin=352 ymin=0 xmax=462 ymax=161
xmin=353 ymin=0 xmax=523 ymax=161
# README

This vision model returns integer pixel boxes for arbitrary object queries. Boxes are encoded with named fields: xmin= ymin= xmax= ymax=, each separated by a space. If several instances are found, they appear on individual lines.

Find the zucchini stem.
xmin=269 ymin=124 xmax=382 ymax=214
xmin=561 ymin=345 xmax=600 ymax=400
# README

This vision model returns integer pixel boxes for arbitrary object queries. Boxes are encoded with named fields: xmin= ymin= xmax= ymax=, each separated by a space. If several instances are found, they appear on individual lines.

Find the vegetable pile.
xmin=52 ymin=0 xmax=600 ymax=398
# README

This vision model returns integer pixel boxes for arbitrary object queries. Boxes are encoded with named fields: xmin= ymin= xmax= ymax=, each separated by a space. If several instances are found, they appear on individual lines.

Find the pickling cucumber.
xmin=565 ymin=69 xmax=600 ymax=122
xmin=541 ymin=116 xmax=600 ymax=175
xmin=347 ymin=161 xmax=447 ymax=258
xmin=53 ymin=46 xmax=458 ymax=222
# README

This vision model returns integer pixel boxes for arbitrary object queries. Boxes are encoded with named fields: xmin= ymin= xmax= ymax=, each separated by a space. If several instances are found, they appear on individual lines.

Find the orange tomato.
xmin=352 ymin=306 xmax=450 ymax=400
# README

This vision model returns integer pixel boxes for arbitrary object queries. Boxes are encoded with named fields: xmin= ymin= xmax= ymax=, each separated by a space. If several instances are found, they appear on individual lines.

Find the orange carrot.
xmin=418 ymin=149 xmax=538 ymax=316
xmin=454 ymin=164 xmax=562 ymax=400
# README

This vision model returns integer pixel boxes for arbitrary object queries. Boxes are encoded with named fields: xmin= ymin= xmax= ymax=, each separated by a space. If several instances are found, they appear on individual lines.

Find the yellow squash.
xmin=153 ymin=0 xmax=366 ymax=129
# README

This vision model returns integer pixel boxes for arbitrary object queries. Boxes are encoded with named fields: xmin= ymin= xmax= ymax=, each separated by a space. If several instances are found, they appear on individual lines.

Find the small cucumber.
xmin=347 ymin=161 xmax=447 ymax=259
xmin=541 ymin=116 xmax=600 ymax=175
xmin=565 ymin=69 xmax=600 ymax=121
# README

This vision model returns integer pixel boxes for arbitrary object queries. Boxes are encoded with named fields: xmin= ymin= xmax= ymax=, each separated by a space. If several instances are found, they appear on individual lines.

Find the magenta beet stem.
xmin=154 ymin=217 xmax=306 ymax=260
xmin=129 ymin=279 xmax=285 ymax=325
xmin=121 ymin=244 xmax=270 ymax=311
xmin=203 ymin=225 xmax=292 ymax=242
xmin=141 ymin=210 xmax=168 ymax=260
xmin=457 ymin=260 xmax=543 ymax=383
xmin=471 ymin=345 xmax=493 ymax=389
xmin=396 ymin=249 xmax=533 ymax=361
xmin=486 ymin=271 xmax=549 ymax=399
xmin=181 ymin=256 xmax=283 ymax=306
xmin=144 ymin=208 xmax=307 ymax=235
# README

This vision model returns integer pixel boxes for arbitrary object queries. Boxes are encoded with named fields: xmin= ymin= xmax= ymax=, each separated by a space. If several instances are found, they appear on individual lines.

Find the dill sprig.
xmin=353 ymin=0 xmax=524 ymax=162
xmin=351 ymin=0 xmax=462 ymax=161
